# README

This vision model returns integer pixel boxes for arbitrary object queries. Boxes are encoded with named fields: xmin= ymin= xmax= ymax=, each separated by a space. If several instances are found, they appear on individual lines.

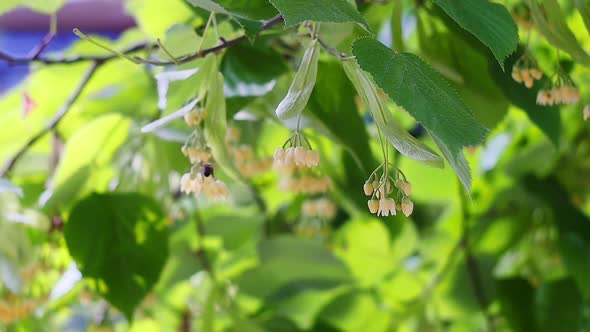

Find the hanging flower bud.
xmin=368 ymin=199 xmax=379 ymax=214
xmin=401 ymin=197 xmax=414 ymax=217
xmin=363 ymin=182 xmax=374 ymax=196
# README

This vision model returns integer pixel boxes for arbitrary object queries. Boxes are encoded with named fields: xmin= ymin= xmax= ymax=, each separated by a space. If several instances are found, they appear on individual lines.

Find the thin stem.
xmin=194 ymin=211 xmax=217 ymax=282
xmin=0 ymin=61 xmax=102 ymax=177
xmin=157 ymin=38 xmax=180 ymax=65
xmin=212 ymin=12 xmax=221 ymax=40
xmin=458 ymin=179 xmax=494 ymax=332
xmin=28 ymin=13 xmax=57 ymax=59
xmin=135 ymin=14 xmax=284 ymax=66
xmin=73 ymin=29 xmax=140 ymax=64
xmin=198 ymin=12 xmax=215 ymax=53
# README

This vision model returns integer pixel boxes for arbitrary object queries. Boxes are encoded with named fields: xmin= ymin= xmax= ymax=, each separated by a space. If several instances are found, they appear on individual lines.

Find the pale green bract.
xmin=528 ymin=0 xmax=590 ymax=67
xmin=275 ymin=39 xmax=321 ymax=120
xmin=342 ymin=60 xmax=444 ymax=168
xmin=204 ymin=69 xmax=242 ymax=182
xmin=352 ymin=38 xmax=488 ymax=193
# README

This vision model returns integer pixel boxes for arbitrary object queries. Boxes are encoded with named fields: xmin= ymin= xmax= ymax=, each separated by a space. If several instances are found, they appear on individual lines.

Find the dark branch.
xmin=135 ymin=14 xmax=284 ymax=66
xmin=0 ymin=43 xmax=148 ymax=65
xmin=0 ymin=61 xmax=101 ymax=177
xmin=0 ymin=15 xmax=283 ymax=66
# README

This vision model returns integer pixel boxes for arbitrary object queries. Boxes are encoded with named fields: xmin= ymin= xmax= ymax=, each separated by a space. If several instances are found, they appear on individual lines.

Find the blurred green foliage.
xmin=1 ymin=0 xmax=590 ymax=331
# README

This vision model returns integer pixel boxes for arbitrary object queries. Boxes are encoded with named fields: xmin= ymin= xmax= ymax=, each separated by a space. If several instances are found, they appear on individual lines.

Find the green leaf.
xmin=574 ymin=0 xmax=590 ymax=35
xmin=432 ymin=0 xmax=518 ymax=67
xmin=0 ymin=0 xmax=64 ymax=14
xmin=157 ymin=24 xmax=200 ymax=60
xmin=221 ymin=43 xmax=288 ymax=98
xmin=126 ymin=0 xmax=195 ymax=38
xmin=342 ymin=60 xmax=443 ymax=168
xmin=352 ymin=38 xmax=488 ymax=192
xmin=523 ymin=176 xmax=590 ymax=296
xmin=268 ymin=0 xmax=370 ymax=31
xmin=64 ymin=192 xmax=169 ymax=320
xmin=490 ymin=50 xmax=561 ymax=145
xmin=528 ymin=0 xmax=590 ymax=67
xmin=237 ymin=236 xmax=352 ymax=299
xmin=496 ymin=278 xmax=536 ymax=332
xmin=319 ymin=290 xmax=391 ymax=332
xmin=234 ymin=17 xmax=265 ymax=42
xmin=276 ymin=40 xmax=321 ymax=120
xmin=308 ymin=59 xmax=376 ymax=173
xmin=559 ymin=233 xmax=590 ymax=298
xmin=416 ymin=13 xmax=510 ymax=129
xmin=44 ymin=114 xmax=131 ymax=211
xmin=535 ymin=279 xmax=583 ymax=332
xmin=187 ymin=0 xmax=278 ymax=20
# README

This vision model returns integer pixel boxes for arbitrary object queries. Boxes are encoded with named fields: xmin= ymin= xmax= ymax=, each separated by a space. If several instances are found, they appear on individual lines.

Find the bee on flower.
xmin=180 ymin=163 xmax=229 ymax=201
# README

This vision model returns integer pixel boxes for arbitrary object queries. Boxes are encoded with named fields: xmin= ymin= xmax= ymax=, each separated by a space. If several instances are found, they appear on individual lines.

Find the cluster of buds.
xmin=226 ymin=128 xmax=272 ymax=178
xmin=180 ymin=163 xmax=229 ymax=201
xmin=537 ymin=86 xmax=580 ymax=106
xmin=273 ymin=146 xmax=320 ymax=170
xmin=294 ymin=222 xmax=329 ymax=238
xmin=179 ymin=101 xmax=230 ymax=201
xmin=237 ymin=158 xmax=273 ymax=177
xmin=302 ymin=198 xmax=337 ymax=219
xmin=279 ymin=176 xmax=332 ymax=194
xmin=364 ymin=165 xmax=414 ymax=217
xmin=273 ymin=131 xmax=320 ymax=170
xmin=0 ymin=299 xmax=39 ymax=324
xmin=536 ymin=67 xmax=580 ymax=106
xmin=184 ymin=107 xmax=206 ymax=127
xmin=182 ymin=146 xmax=211 ymax=164
xmin=512 ymin=53 xmax=543 ymax=89
xmin=225 ymin=126 xmax=241 ymax=145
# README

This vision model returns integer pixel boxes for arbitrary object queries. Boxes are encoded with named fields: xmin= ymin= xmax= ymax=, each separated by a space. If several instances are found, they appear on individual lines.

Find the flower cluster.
xmin=512 ymin=67 xmax=543 ymax=89
xmin=279 ymin=175 xmax=332 ymax=194
xmin=184 ymin=107 xmax=206 ymax=127
xmin=364 ymin=166 xmax=414 ymax=217
xmin=182 ymin=146 xmax=211 ymax=164
xmin=511 ymin=53 xmax=543 ymax=88
xmin=537 ymin=86 xmax=580 ymax=106
xmin=273 ymin=131 xmax=320 ymax=171
xmin=225 ymin=126 xmax=241 ymax=145
xmin=179 ymin=102 xmax=230 ymax=201
xmin=584 ymin=105 xmax=590 ymax=121
xmin=180 ymin=163 xmax=229 ymax=201
xmin=536 ymin=66 xmax=580 ymax=106
xmin=302 ymin=198 xmax=337 ymax=219
xmin=0 ymin=300 xmax=39 ymax=324
xmin=226 ymin=128 xmax=272 ymax=178
xmin=273 ymin=147 xmax=320 ymax=170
